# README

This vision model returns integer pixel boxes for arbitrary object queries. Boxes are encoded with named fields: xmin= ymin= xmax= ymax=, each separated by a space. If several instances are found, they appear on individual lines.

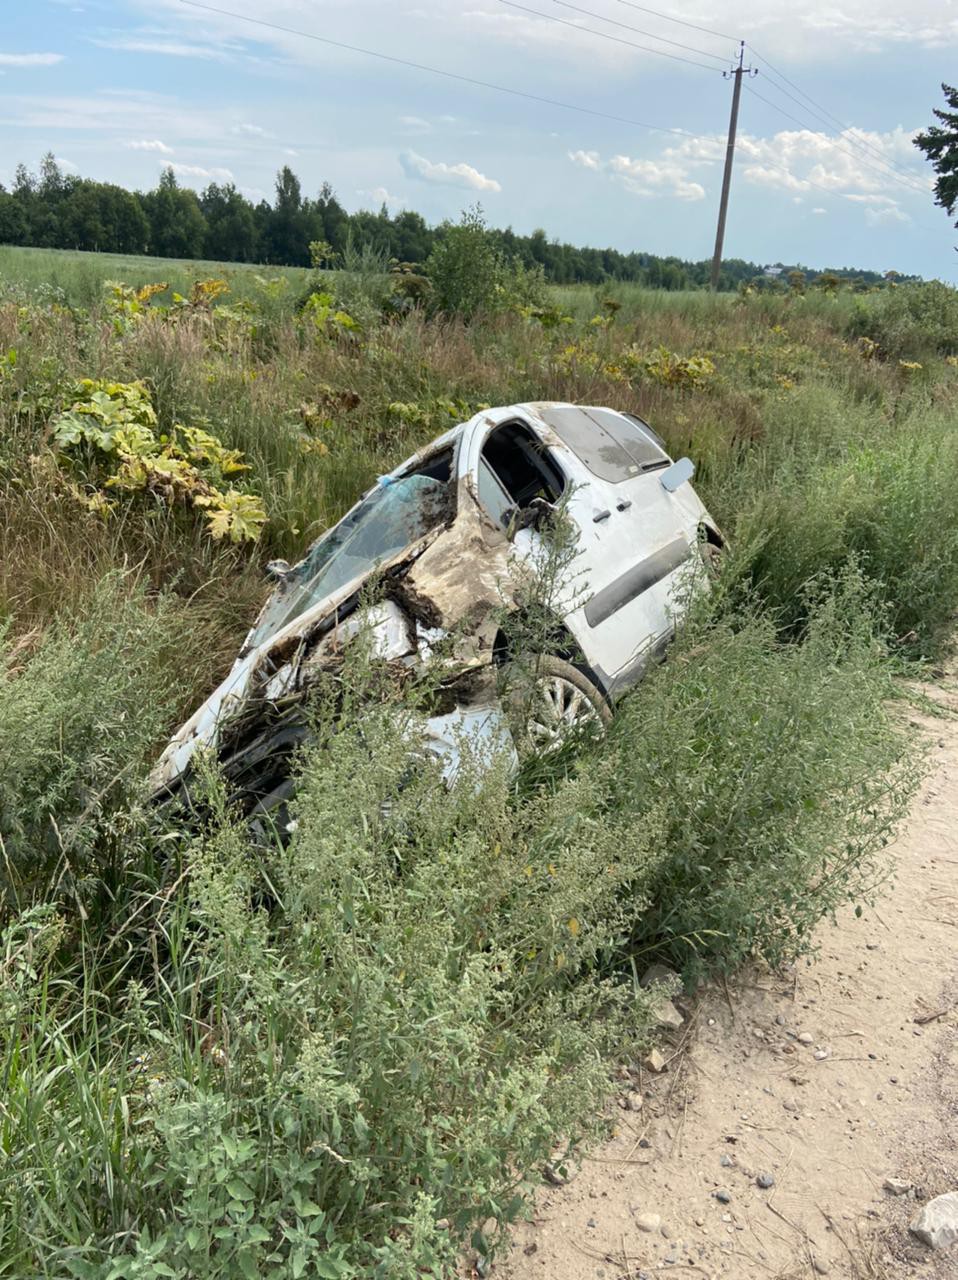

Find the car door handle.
xmin=616 ymin=499 xmax=632 ymax=511
xmin=592 ymin=509 xmax=611 ymax=523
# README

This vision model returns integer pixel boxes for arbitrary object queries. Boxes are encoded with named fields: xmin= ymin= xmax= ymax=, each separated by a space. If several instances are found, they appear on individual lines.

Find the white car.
xmin=152 ymin=403 xmax=723 ymax=816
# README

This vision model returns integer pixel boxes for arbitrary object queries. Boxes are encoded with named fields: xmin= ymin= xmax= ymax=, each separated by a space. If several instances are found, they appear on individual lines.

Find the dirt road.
xmin=497 ymin=688 xmax=958 ymax=1280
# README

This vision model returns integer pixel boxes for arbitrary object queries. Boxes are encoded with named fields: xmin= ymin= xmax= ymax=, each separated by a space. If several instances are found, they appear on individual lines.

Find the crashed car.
xmin=151 ymin=403 xmax=723 ymax=818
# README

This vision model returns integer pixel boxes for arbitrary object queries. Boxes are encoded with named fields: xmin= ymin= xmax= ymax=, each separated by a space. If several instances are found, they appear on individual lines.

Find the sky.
xmin=1 ymin=0 xmax=956 ymax=279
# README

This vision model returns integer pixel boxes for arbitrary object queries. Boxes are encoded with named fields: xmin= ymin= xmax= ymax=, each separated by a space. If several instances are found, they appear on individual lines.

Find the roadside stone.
xmin=644 ymin=1048 xmax=667 ymax=1073
xmin=720 ymin=1154 xmax=734 ymax=1168
xmin=797 ymin=1032 xmax=814 ymax=1044
xmin=811 ymin=1257 xmax=830 ymax=1275
xmin=655 ymin=999 xmax=686 ymax=1031
xmin=756 ymin=1172 xmax=775 ymax=1189
xmin=625 ymin=1091 xmax=644 ymax=1112
xmin=543 ymin=1163 xmax=572 ymax=1187
xmin=910 ymin=1192 xmax=958 ymax=1250
xmin=884 ymin=1177 xmax=912 ymax=1196
xmin=713 ymin=1189 xmax=731 ymax=1204
xmin=635 ymin=1212 xmax=661 ymax=1233
xmin=814 ymin=1049 xmax=830 ymax=1061
xmin=640 ymin=963 xmax=680 ymax=990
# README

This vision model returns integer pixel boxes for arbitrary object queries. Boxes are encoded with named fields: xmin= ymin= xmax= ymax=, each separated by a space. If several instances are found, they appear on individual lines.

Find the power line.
xmin=547 ymin=0 xmax=731 ymax=63
xmin=612 ymin=0 xmax=738 ymax=43
xmin=176 ymin=0 xmax=940 ymax=242
xmin=747 ymin=43 xmax=930 ymax=192
xmin=497 ymin=0 xmax=722 ymax=71
xmin=744 ymin=83 xmax=931 ymax=199
xmin=177 ymin=0 xmax=711 ymax=139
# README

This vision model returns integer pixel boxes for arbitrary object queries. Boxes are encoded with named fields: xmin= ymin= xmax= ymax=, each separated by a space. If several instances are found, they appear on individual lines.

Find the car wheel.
xmin=698 ymin=530 xmax=725 ymax=579
xmin=502 ymin=654 xmax=613 ymax=753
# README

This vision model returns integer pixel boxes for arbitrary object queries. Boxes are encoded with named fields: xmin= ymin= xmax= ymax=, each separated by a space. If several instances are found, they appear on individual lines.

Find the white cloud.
xmin=54 ymin=156 xmax=79 ymax=172
xmin=812 ymin=207 xmax=827 ymax=215
xmin=656 ymin=124 xmax=930 ymax=220
xmin=240 ymin=185 xmax=267 ymax=202
xmin=126 ymin=138 xmax=173 ymax=153
xmin=567 ymin=120 xmax=930 ymax=216
xmin=866 ymin=205 xmax=909 ymax=225
xmin=0 ymin=52 xmax=63 ymax=67
xmin=570 ymin=148 xmax=705 ymax=201
xmin=399 ymin=115 xmax=431 ymax=133
xmin=283 ymin=148 xmax=298 ymax=157
xmin=399 ymin=150 xmax=501 ymax=192
xmin=232 ymin=122 xmax=272 ymax=138
xmin=569 ymin=149 xmax=601 ymax=171
xmin=168 ymin=161 xmax=234 ymax=182
xmin=357 ymin=186 xmax=405 ymax=209
xmin=93 ymin=37 xmax=226 ymax=60
xmin=610 ymin=155 xmax=706 ymax=201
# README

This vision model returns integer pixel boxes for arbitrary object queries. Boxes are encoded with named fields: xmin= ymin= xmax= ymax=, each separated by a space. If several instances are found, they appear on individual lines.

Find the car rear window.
xmin=539 ymin=406 xmax=669 ymax=483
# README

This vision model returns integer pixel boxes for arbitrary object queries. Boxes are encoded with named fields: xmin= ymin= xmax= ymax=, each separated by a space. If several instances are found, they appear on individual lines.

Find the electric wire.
xmin=497 ymin=0 xmax=723 ymax=71
xmin=177 ymin=0 xmax=713 ymax=140
xmin=176 ymin=0 xmax=943 ymax=235
xmin=546 ymin=0 xmax=732 ymax=64
xmin=747 ymin=44 xmax=930 ymax=192
xmin=611 ymin=0 xmax=738 ymax=43
xmin=744 ymin=83 xmax=931 ymax=199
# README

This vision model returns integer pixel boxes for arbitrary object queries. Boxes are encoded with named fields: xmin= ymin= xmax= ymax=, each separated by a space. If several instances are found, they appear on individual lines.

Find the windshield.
xmin=248 ymin=473 xmax=450 ymax=649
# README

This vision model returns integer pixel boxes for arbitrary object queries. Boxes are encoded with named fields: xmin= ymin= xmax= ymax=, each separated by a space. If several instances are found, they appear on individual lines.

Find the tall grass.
xmin=0 ymin=575 xmax=918 ymax=1277
xmin=0 ymin=250 xmax=954 ymax=1275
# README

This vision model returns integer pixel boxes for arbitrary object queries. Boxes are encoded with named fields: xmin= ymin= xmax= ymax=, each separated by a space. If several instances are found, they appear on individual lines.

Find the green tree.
xmin=425 ymin=204 xmax=506 ymax=318
xmin=0 ymin=188 xmax=26 ymax=244
xmin=201 ymin=182 xmax=257 ymax=261
xmin=313 ymin=180 xmax=350 ymax=255
xmin=915 ymin=83 xmax=958 ymax=230
xmin=142 ymin=168 xmax=207 ymax=258
xmin=262 ymin=166 xmax=309 ymax=265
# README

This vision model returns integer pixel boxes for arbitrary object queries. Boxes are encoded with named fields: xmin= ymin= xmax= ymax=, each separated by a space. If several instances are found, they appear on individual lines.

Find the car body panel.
xmin=150 ymin=402 xmax=721 ymax=800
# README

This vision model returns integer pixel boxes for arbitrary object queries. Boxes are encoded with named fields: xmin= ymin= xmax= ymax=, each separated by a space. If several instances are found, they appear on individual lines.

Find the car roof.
xmin=384 ymin=402 xmax=599 ymax=481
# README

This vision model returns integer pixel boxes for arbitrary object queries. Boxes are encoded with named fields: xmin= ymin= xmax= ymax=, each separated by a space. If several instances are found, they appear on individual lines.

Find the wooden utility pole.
xmin=710 ymin=41 xmax=754 ymax=291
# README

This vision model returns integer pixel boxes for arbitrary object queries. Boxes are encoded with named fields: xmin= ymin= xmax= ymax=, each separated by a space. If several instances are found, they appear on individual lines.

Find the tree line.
xmin=0 ymin=153 xmax=907 ymax=292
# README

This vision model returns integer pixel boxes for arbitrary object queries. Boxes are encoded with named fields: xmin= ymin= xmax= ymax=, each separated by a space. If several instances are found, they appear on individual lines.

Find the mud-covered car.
xmin=151 ymin=403 xmax=723 ymax=819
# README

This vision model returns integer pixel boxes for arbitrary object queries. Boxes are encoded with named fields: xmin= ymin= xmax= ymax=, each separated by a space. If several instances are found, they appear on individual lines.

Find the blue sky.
xmin=1 ymin=0 xmax=956 ymax=278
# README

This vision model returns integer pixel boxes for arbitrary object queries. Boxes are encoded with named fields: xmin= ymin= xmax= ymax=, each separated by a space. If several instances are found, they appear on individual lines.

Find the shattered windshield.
xmin=248 ymin=473 xmax=450 ymax=649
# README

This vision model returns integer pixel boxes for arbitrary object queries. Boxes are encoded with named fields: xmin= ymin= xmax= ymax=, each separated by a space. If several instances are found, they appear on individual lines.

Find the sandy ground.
xmin=495 ymin=682 xmax=958 ymax=1280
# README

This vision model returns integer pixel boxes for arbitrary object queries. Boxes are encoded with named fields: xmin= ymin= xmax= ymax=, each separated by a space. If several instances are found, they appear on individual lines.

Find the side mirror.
xmin=660 ymin=457 xmax=695 ymax=493
xmin=505 ymin=496 xmax=555 ymax=538
xmin=265 ymin=558 xmax=292 ymax=582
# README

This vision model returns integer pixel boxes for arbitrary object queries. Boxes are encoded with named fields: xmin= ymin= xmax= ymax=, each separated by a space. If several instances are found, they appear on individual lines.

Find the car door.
xmin=461 ymin=409 xmax=681 ymax=688
xmin=529 ymin=406 xmax=698 ymax=686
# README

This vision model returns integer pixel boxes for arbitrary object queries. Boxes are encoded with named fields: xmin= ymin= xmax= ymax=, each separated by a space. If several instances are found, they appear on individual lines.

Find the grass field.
xmin=1 ymin=241 xmax=956 ymax=1277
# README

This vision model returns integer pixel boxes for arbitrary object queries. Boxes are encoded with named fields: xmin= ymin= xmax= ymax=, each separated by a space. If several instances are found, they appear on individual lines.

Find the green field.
xmin=1 ymin=239 xmax=956 ymax=1277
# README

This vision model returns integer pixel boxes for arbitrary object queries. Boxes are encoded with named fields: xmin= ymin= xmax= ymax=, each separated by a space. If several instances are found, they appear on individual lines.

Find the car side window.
xmin=477 ymin=457 xmax=514 ymax=528
xmin=478 ymin=422 xmax=566 ymax=525
xmin=538 ymin=406 xmax=669 ymax=483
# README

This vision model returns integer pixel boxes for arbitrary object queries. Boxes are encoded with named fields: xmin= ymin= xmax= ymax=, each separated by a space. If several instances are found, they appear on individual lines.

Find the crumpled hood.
xmin=149 ymin=649 xmax=260 ymax=793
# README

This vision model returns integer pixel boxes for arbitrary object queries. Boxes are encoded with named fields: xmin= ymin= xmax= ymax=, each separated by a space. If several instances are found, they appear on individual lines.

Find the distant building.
xmin=763 ymin=265 xmax=784 ymax=278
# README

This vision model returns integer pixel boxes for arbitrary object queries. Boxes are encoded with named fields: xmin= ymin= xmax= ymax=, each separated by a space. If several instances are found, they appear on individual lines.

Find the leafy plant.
xmin=51 ymin=378 xmax=266 ymax=542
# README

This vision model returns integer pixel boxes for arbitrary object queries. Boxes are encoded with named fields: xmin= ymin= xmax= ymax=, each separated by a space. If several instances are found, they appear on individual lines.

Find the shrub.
xmin=425 ymin=206 xmax=544 ymax=320
xmin=606 ymin=570 xmax=919 ymax=976
xmin=426 ymin=205 xmax=506 ymax=319
xmin=848 ymin=280 xmax=958 ymax=361
xmin=730 ymin=397 xmax=958 ymax=654
xmin=0 ymin=578 xmax=183 ymax=906
xmin=51 ymin=378 xmax=267 ymax=542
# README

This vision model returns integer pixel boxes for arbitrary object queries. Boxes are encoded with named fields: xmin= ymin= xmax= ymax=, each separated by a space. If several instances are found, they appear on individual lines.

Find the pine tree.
xmin=915 ymin=83 xmax=958 ymax=226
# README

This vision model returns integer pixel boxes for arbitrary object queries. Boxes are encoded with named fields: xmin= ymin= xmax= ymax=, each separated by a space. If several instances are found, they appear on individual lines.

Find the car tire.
xmin=698 ymin=529 xmax=725 ymax=579
xmin=501 ymin=653 xmax=613 ymax=753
